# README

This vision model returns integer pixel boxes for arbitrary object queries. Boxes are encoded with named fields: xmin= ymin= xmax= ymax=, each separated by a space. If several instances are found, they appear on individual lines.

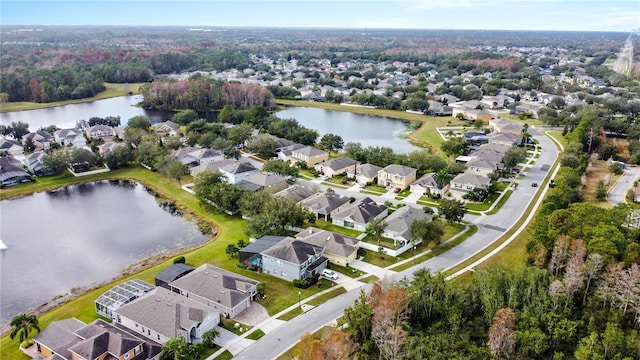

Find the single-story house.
xmin=33 ymin=318 xmax=161 ymax=360
xmin=94 ymin=279 xmax=156 ymax=320
xmin=275 ymin=184 xmax=319 ymax=202
xmin=450 ymin=172 xmax=492 ymax=193
xmin=314 ymin=156 xmax=358 ymax=177
xmin=410 ymin=172 xmax=449 ymax=198
xmin=275 ymin=143 xmax=307 ymax=162
xmin=155 ymin=263 xmax=195 ymax=289
xmin=22 ymin=131 xmax=53 ymax=151
xmin=23 ymin=151 xmax=51 ymax=176
xmin=378 ymin=164 xmax=417 ymax=190
xmin=172 ymin=147 xmax=225 ymax=167
xmin=332 ymin=197 xmax=388 ymax=231
xmin=114 ymin=287 xmax=220 ymax=344
xmin=382 ymin=206 xmax=433 ymax=247
xmin=488 ymin=132 xmax=522 ymax=146
xmin=261 ymin=237 xmax=328 ymax=281
xmin=489 ymin=118 xmax=523 ymax=135
xmin=290 ymin=146 xmax=329 ymax=167
xmin=168 ymin=264 xmax=259 ymax=318
xmin=465 ymin=142 xmax=512 ymax=176
xmin=85 ymin=124 xmax=115 ymax=140
xmin=295 ymin=227 xmax=359 ymax=267
xmin=299 ymin=191 xmax=351 ymax=221
xmin=98 ymin=141 xmax=122 ymax=155
xmin=189 ymin=158 xmax=244 ymax=177
xmin=241 ymin=173 xmax=289 ymax=193
xmin=0 ymin=138 xmax=24 ymax=157
xmin=346 ymin=163 xmax=382 ymax=185
xmin=0 ymin=156 xmax=31 ymax=187
xmin=219 ymin=161 xmax=259 ymax=184
xmin=154 ymin=120 xmax=180 ymax=137
xmin=512 ymin=104 xmax=541 ymax=119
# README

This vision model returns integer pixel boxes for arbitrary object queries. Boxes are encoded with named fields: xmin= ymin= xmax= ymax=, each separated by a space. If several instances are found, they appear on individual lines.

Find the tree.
xmin=9 ymin=121 xmax=30 ymax=139
xmin=127 ymin=115 xmax=152 ymax=130
xmin=438 ymin=198 xmax=467 ymax=223
xmin=171 ymin=109 xmax=199 ymax=125
xmin=319 ymin=133 xmax=344 ymax=156
xmin=487 ymin=308 xmax=517 ymax=360
xmin=247 ymin=133 xmax=278 ymax=159
xmin=227 ymin=123 xmax=254 ymax=147
xmin=226 ymin=243 xmax=240 ymax=258
xmin=43 ymin=149 xmax=70 ymax=174
xmin=320 ymin=329 xmax=359 ymax=360
xmin=159 ymin=337 xmax=189 ymax=360
xmin=262 ymin=160 xmax=299 ymax=178
xmin=9 ymin=313 xmax=40 ymax=345
xmin=441 ymin=137 xmax=467 ymax=158
xmin=104 ymin=145 xmax=133 ymax=169
xmin=595 ymin=180 xmax=607 ymax=200
xmin=411 ymin=218 xmax=444 ymax=246
xmin=293 ymin=332 xmax=323 ymax=360
xmin=371 ymin=283 xmax=410 ymax=360
xmin=365 ymin=216 xmax=388 ymax=246
xmin=157 ymin=155 xmax=187 ymax=183
xmin=502 ymin=146 xmax=527 ymax=169
xmin=202 ymin=328 xmax=220 ymax=348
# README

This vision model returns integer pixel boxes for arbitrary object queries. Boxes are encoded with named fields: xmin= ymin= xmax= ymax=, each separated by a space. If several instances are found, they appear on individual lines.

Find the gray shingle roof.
xmin=317 ymin=156 xmax=357 ymax=171
xmin=275 ymin=184 xmax=318 ymax=202
xmin=332 ymin=197 xmax=387 ymax=224
xmin=380 ymin=164 xmax=417 ymax=177
xmin=353 ymin=163 xmax=382 ymax=178
xmin=34 ymin=318 xmax=85 ymax=354
xmin=383 ymin=206 xmax=432 ymax=242
xmin=295 ymin=228 xmax=358 ymax=258
xmin=300 ymin=192 xmax=350 ymax=216
xmin=243 ymin=173 xmax=287 ymax=187
xmin=261 ymin=237 xmax=324 ymax=265
xmin=70 ymin=320 xmax=144 ymax=359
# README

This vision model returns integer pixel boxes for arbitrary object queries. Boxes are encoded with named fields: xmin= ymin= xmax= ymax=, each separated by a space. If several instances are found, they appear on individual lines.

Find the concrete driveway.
xmin=608 ymin=165 xmax=640 ymax=205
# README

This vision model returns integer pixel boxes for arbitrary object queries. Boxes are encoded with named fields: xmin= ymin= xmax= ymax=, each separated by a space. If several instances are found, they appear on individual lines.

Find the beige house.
xmin=489 ymin=118 xmax=523 ymax=135
xmin=290 ymin=146 xmax=329 ymax=167
xmin=295 ymin=227 xmax=359 ymax=267
xmin=377 ymin=164 xmax=417 ymax=189
xmin=314 ymin=156 xmax=358 ymax=177
xmin=346 ymin=163 xmax=382 ymax=184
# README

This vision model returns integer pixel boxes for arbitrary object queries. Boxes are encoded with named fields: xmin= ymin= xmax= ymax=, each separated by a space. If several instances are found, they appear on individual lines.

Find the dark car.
xmin=532 ymin=182 xmax=538 ymax=187
xmin=394 ymin=188 xmax=401 ymax=193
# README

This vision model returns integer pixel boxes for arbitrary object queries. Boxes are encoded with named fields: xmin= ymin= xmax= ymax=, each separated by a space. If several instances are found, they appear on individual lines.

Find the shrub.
xmin=357 ymin=248 xmax=367 ymax=258
xmin=173 ymin=256 xmax=186 ymax=264
xmin=237 ymin=263 xmax=248 ymax=269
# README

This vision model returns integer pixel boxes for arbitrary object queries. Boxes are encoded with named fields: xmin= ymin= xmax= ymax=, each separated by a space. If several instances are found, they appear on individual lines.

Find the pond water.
xmin=0 ymin=181 xmax=207 ymax=325
xmin=275 ymin=106 xmax=420 ymax=154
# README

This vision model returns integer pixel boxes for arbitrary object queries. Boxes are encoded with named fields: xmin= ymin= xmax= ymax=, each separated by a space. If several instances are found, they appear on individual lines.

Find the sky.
xmin=1 ymin=0 xmax=639 ymax=32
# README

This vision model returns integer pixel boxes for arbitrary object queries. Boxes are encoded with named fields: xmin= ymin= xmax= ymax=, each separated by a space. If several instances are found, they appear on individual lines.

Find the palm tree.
xmin=9 ymin=313 xmax=40 ymax=345
xmin=159 ymin=337 xmax=189 ymax=360
xmin=365 ymin=216 xmax=387 ymax=246
xmin=202 ymin=328 xmax=220 ymax=348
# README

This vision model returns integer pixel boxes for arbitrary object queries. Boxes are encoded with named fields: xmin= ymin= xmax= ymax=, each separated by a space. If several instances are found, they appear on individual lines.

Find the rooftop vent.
xmin=204 ymin=271 xmax=209 ymax=275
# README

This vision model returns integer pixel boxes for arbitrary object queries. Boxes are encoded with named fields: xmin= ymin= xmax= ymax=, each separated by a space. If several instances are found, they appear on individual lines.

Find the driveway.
xmin=333 ymin=274 xmax=365 ymax=291
xmin=349 ymin=259 xmax=394 ymax=279
xmin=608 ymin=165 xmax=640 ymax=205
xmin=214 ymin=327 xmax=255 ymax=355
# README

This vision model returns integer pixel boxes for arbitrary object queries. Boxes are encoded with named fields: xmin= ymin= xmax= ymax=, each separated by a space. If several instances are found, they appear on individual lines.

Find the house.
xmin=314 ymin=156 xmax=358 ymax=177
xmin=168 ymin=264 xmax=259 ymax=318
xmin=94 ymin=279 xmax=156 ymax=320
xmin=488 ymin=132 xmax=522 ymax=147
xmin=240 ymin=235 xmax=287 ymax=269
xmin=275 ymin=184 xmax=319 ymax=202
xmin=450 ymin=172 xmax=492 ymax=193
xmin=22 ymin=131 xmax=53 ymax=151
xmin=332 ymin=197 xmax=388 ymax=231
xmin=377 ymin=164 xmax=417 ymax=190
xmin=410 ymin=172 xmax=449 ymax=198
xmin=290 ymin=146 xmax=329 ymax=167
xmin=466 ymin=143 xmax=512 ymax=176
xmin=241 ymin=172 xmax=289 ymax=193
xmin=189 ymin=158 xmax=243 ymax=177
xmin=114 ymin=287 xmax=220 ymax=344
xmin=299 ymin=191 xmax=351 ymax=221
xmin=512 ymin=104 xmax=541 ymax=119
xmin=85 ymin=124 xmax=115 ymax=140
xmin=489 ymin=118 xmax=523 ymax=135
xmin=295 ymin=227 xmax=359 ymax=266
xmin=275 ymin=143 xmax=307 ymax=162
xmin=54 ymin=128 xmax=87 ymax=148
xmin=261 ymin=237 xmax=328 ymax=281
xmin=172 ymin=147 xmax=225 ymax=167
xmin=23 ymin=151 xmax=51 ymax=176
xmin=154 ymin=120 xmax=180 ymax=137
xmin=219 ymin=161 xmax=259 ymax=184
xmin=0 ymin=138 xmax=24 ymax=157
xmin=33 ymin=318 xmax=161 ymax=360
xmin=155 ymin=263 xmax=195 ymax=289
xmin=426 ymin=101 xmax=453 ymax=116
xmin=98 ymin=141 xmax=122 ymax=155
xmin=346 ymin=163 xmax=382 ymax=185
xmin=0 ymin=156 xmax=31 ymax=187
xmin=382 ymin=206 xmax=433 ymax=247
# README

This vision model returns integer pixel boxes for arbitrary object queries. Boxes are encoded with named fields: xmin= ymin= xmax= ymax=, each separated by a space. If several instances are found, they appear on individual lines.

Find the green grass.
xmin=313 ymin=220 xmax=363 ymax=238
xmin=306 ymin=287 xmax=347 ymax=306
xmin=220 ymin=317 xmax=252 ymax=335
xmin=360 ymin=234 xmax=400 ymax=249
xmin=0 ymin=83 xmax=143 ymax=113
xmin=390 ymin=225 xmax=478 ymax=272
xmin=396 ymin=189 xmax=411 ymax=199
xmin=486 ymin=189 xmax=514 ymax=215
xmin=328 ymin=263 xmax=365 ymax=278
xmin=277 ymin=306 xmax=303 ymax=321
xmin=359 ymin=275 xmax=379 ymax=283
xmin=246 ymin=328 xmax=266 ymax=340
xmin=214 ymin=350 xmax=234 ymax=360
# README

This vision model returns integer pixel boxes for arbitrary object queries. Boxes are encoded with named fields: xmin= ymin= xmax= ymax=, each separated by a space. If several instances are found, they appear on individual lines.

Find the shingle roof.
xmin=244 ymin=173 xmax=288 ymax=187
xmin=155 ymin=263 xmax=195 ymax=285
xmin=383 ymin=206 xmax=432 ymax=242
xmin=275 ymin=184 xmax=318 ymax=202
xmin=295 ymin=228 xmax=358 ymax=258
xmin=317 ymin=157 xmax=357 ymax=171
xmin=353 ymin=163 xmax=382 ymax=178
xmin=70 ymin=320 xmax=144 ymax=359
xmin=333 ymin=197 xmax=387 ymax=224
xmin=380 ymin=164 xmax=417 ymax=177
xmin=293 ymin=146 xmax=327 ymax=157
xmin=261 ymin=237 xmax=324 ymax=265
xmin=411 ymin=173 xmax=438 ymax=188
xmin=219 ymin=162 xmax=258 ymax=174
xmin=300 ymin=192 xmax=350 ymax=216
xmin=169 ymin=264 xmax=259 ymax=310
xmin=115 ymin=287 xmax=219 ymax=340
xmin=240 ymin=235 xmax=287 ymax=254
xmin=452 ymin=172 xmax=492 ymax=187
xmin=34 ymin=318 xmax=85 ymax=353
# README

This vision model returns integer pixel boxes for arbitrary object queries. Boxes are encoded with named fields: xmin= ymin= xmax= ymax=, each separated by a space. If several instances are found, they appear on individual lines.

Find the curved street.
xmin=233 ymin=128 xmax=559 ymax=360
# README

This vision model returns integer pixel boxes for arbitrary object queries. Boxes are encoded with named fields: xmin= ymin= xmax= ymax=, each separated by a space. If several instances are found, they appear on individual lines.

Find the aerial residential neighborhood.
xmin=2 ymin=3 xmax=640 ymax=359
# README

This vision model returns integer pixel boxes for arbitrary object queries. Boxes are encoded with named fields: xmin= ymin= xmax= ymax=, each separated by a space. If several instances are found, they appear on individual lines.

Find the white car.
xmin=321 ymin=269 xmax=338 ymax=280
xmin=320 ymin=175 xmax=330 ymax=181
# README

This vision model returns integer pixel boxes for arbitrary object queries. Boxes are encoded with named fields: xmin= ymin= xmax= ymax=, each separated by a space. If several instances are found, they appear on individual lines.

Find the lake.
xmin=0 ymin=95 xmax=170 ymax=130
xmin=276 ymin=106 xmax=419 ymax=154
xmin=0 ymin=181 xmax=207 ymax=325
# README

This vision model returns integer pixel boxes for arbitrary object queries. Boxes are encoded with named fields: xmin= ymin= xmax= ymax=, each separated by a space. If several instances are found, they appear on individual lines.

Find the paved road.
xmin=234 ymin=128 xmax=559 ymax=360
xmin=608 ymin=165 xmax=640 ymax=205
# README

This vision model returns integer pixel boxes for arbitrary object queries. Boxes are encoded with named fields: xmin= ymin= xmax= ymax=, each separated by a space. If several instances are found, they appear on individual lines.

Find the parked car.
xmin=394 ymin=187 xmax=401 ymax=193
xmin=321 ymin=175 xmax=330 ymax=181
xmin=358 ymin=183 xmax=366 ymax=188
xmin=532 ymin=182 xmax=538 ymax=187
xmin=321 ymin=269 xmax=338 ymax=280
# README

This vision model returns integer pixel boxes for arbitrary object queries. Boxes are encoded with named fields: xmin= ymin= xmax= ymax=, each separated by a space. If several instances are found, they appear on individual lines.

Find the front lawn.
xmin=313 ymin=220 xmax=363 ymax=238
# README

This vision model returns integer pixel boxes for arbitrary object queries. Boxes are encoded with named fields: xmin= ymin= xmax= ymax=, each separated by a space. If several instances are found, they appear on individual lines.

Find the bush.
xmin=173 ymin=256 xmax=186 ymax=264
xmin=20 ymin=339 xmax=34 ymax=348
xmin=237 ymin=263 xmax=248 ymax=269
xmin=357 ymin=248 xmax=367 ymax=258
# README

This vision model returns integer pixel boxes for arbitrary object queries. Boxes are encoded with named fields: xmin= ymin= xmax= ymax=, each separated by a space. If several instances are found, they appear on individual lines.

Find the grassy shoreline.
xmin=0 ymin=83 xmax=143 ymax=113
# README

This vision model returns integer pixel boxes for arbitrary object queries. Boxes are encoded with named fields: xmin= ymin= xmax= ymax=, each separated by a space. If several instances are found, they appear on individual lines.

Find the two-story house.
xmin=290 ymin=146 xmax=329 ymax=167
xmin=22 ymin=131 xmax=53 ymax=151
xmin=377 ymin=164 xmax=417 ymax=190
xmin=85 ymin=124 xmax=115 ymax=141
xmin=346 ymin=163 xmax=382 ymax=185
xmin=295 ymin=227 xmax=359 ymax=267
xmin=261 ymin=237 xmax=328 ymax=281
xmin=410 ymin=172 xmax=449 ymax=198
xmin=154 ymin=120 xmax=180 ymax=137
xmin=54 ymin=128 xmax=87 ymax=148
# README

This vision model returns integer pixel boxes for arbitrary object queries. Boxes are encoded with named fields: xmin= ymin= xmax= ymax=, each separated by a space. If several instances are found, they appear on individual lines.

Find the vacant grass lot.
xmin=0 ymin=83 xmax=143 ymax=113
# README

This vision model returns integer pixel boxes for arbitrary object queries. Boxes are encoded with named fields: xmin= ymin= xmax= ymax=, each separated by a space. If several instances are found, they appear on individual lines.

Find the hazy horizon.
xmin=2 ymin=0 xmax=638 ymax=32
